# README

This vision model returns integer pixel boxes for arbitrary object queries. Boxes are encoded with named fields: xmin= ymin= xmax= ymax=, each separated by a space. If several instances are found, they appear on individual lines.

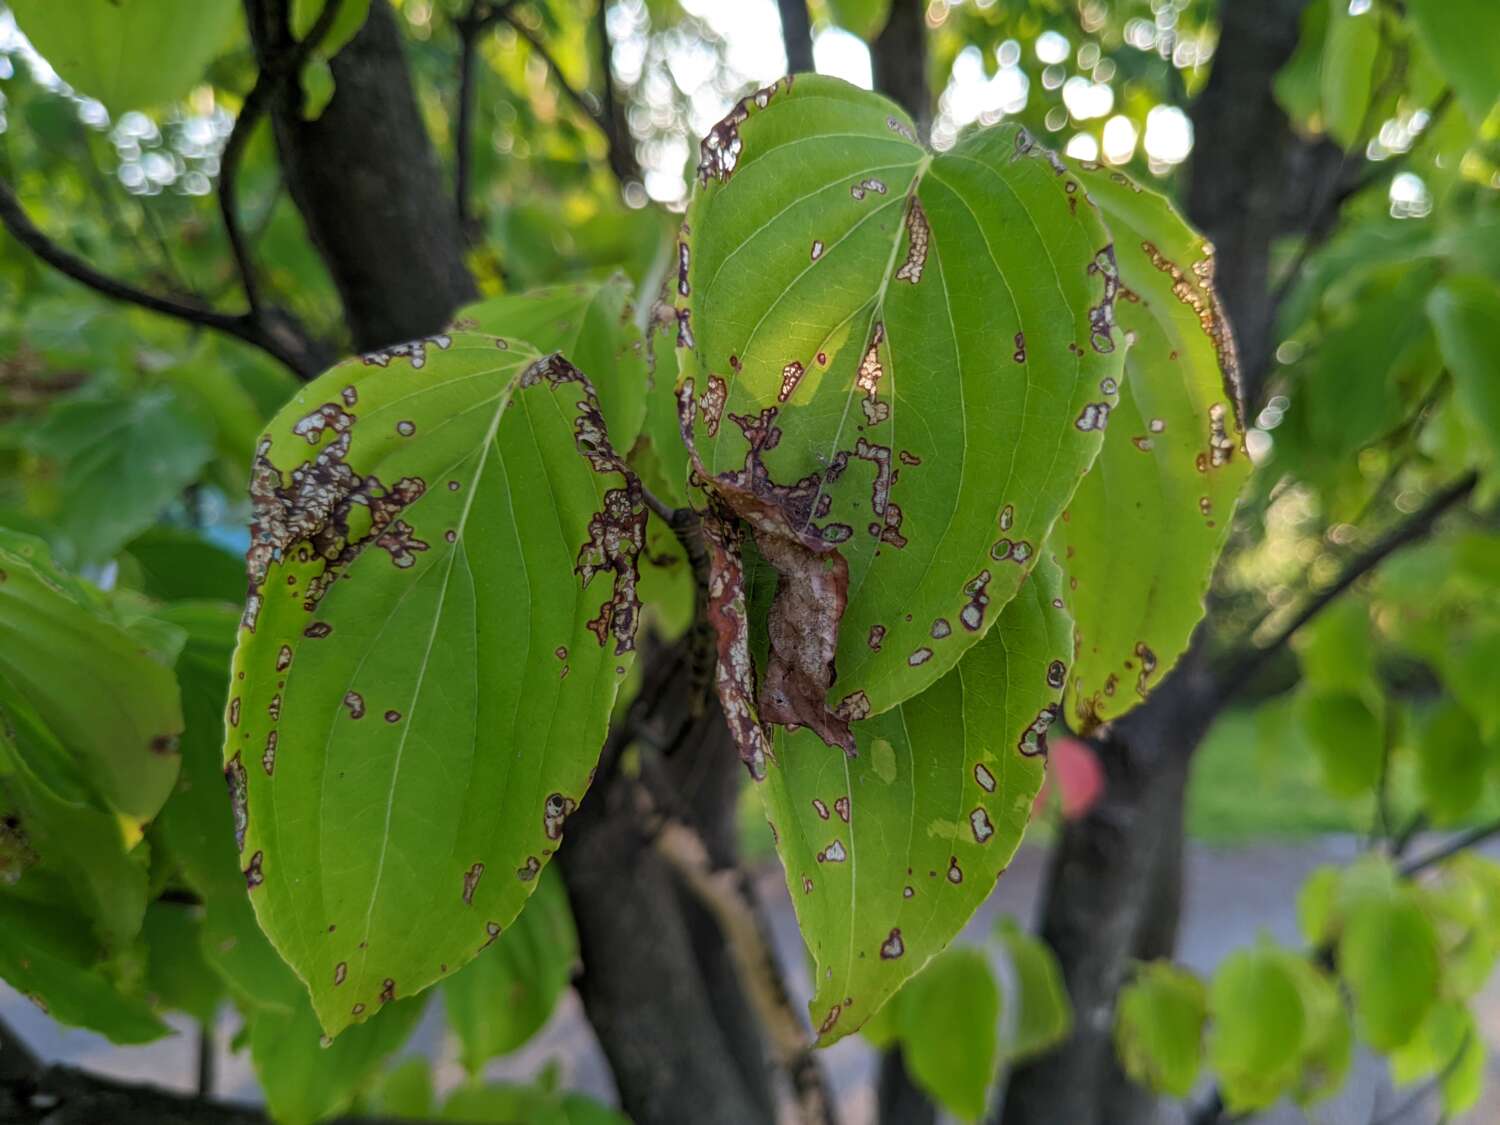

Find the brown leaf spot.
xmin=463 ymin=862 xmax=484 ymax=905
xmin=343 ymin=691 xmax=365 ymax=719
xmin=384 ymin=710 xmax=401 ymax=723
xmin=895 ymin=197 xmax=929 ymax=284
xmin=947 ymin=856 xmax=964 ymax=884
xmin=908 ymin=647 xmax=932 ymax=666
xmin=517 ymin=855 xmax=541 ymax=882
xmin=244 ymin=849 xmax=264 ymax=889
xmin=880 ymin=928 xmax=905 ymax=959
xmin=973 ymin=762 xmax=996 ymax=793
xmin=334 ymin=962 xmax=347 ymax=986
xmin=834 ymin=796 xmax=850 ymax=823
xmin=1018 ymin=705 xmax=1059 ymax=757
xmin=226 ymin=753 xmax=248 ymax=852
xmin=868 ymin=625 xmax=886 ymax=651
xmin=970 ymin=807 xmax=995 ymax=843
xmin=262 ymin=731 xmax=277 ymax=776
xmin=812 ymin=799 xmax=830 ymax=820
xmin=817 ymin=840 xmax=848 ymax=863
xmin=1047 ymin=660 xmax=1067 ymax=690
xmin=543 ymin=793 xmax=577 ymax=840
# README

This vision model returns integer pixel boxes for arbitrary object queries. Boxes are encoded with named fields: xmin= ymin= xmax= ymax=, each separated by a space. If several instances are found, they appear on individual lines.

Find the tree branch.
xmin=499 ymin=7 xmax=638 ymax=183
xmin=453 ymin=0 xmax=514 ymax=235
xmin=776 ymin=0 xmax=814 ymax=75
xmin=220 ymin=0 xmax=348 ymax=317
xmin=1220 ymin=470 xmax=1479 ymax=698
xmin=1400 ymin=818 xmax=1500 ymax=878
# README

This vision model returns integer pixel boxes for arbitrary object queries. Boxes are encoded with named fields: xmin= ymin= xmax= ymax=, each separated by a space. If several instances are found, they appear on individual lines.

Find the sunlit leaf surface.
xmin=227 ymin=332 xmax=644 ymax=1036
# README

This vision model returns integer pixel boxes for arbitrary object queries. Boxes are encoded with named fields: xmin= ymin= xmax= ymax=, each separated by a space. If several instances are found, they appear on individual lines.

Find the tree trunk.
xmin=870 ymin=0 xmax=930 ymax=133
xmin=776 ymin=0 xmax=815 ymax=75
xmin=1000 ymin=635 xmax=1220 ymax=1125
xmin=559 ymin=634 xmax=777 ymax=1125
xmin=245 ymin=0 xmax=476 ymax=351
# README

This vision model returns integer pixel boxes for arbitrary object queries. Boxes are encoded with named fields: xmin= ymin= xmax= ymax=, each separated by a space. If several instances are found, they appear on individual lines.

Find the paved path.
xmin=5 ymin=838 xmax=1498 ymax=1123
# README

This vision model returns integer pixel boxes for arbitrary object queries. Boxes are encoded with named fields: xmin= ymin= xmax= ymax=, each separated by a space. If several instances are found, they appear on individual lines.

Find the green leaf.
xmin=1294 ymin=687 xmax=1384 ymax=798
xmin=1319 ymin=0 xmax=1380 ymax=147
xmin=1274 ymin=0 xmax=1328 ymax=128
xmin=124 ymin=527 xmax=245 ymax=604
xmin=1054 ymin=161 xmax=1246 ymax=729
xmin=150 ymin=603 xmax=305 ymax=1013
xmin=1338 ymin=890 xmax=1440 ymax=1050
xmin=826 ymin=0 xmax=893 ymax=40
xmin=994 ymin=917 xmax=1071 ymax=1063
xmin=760 ymin=559 xmax=1068 ymax=1043
xmin=1416 ymin=700 xmax=1491 ymax=826
xmin=249 ymin=993 xmax=427 ymax=1125
xmin=1390 ymin=1001 xmax=1485 ymax=1114
xmin=443 ymin=865 xmax=577 ymax=1072
xmin=1427 ymin=276 xmax=1500 ymax=463
xmin=228 ymin=335 xmax=645 ymax=1037
xmin=891 ymin=948 xmax=999 ymax=1121
xmin=1406 ymin=0 xmax=1500 ymax=125
xmin=1113 ymin=961 xmax=1207 ymax=1099
xmin=1297 ymin=865 xmax=1341 ymax=946
xmin=142 ymin=901 xmax=223 ymax=1024
xmin=24 ymin=386 xmax=215 ymax=565
xmin=0 ymin=894 xmax=169 ymax=1044
xmin=291 ymin=0 xmax=372 ymax=58
xmin=458 ymin=276 xmax=650 ymax=457
xmin=681 ymin=76 xmax=1122 ymax=758
xmin=1441 ymin=624 xmax=1500 ymax=744
xmin=440 ymin=1081 xmax=630 ymax=1125
xmin=0 ymin=540 xmax=183 ymax=823
xmin=1285 ymin=957 xmax=1352 ymax=1105
xmin=0 ymin=690 xmax=150 ymax=948
xmin=8 ymin=0 xmax=241 ymax=111
xmin=1207 ymin=944 xmax=1307 ymax=1112
xmin=1296 ymin=597 xmax=1376 ymax=696
xmin=363 ymin=1057 xmax=435 ymax=1120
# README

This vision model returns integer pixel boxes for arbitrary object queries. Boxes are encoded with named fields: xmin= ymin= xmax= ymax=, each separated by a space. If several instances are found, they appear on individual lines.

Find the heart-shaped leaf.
xmin=678 ymin=75 xmax=1123 ymax=765
xmin=227 ymin=332 xmax=644 ymax=1036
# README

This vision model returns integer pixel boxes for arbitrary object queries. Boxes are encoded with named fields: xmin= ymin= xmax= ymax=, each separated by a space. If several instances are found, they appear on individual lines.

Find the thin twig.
xmin=453 ymin=1 xmax=514 ymax=234
xmin=1400 ymin=818 xmax=1500 ymax=878
xmin=220 ymin=0 xmax=347 ymax=316
xmin=195 ymin=1022 xmax=216 ymax=1099
xmin=1220 ymin=470 xmax=1478 ymax=699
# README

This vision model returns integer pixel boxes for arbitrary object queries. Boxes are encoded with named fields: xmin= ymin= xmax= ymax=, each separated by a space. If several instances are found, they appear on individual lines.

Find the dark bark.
xmin=559 ymin=634 xmax=777 ymax=1125
xmin=878 ymin=1047 xmax=938 ymax=1125
xmin=776 ymin=0 xmax=815 ymax=75
xmin=1001 ymin=634 xmax=1221 ymax=1125
xmin=1184 ymin=0 xmax=1339 ymax=408
xmin=870 ymin=0 xmax=930 ymax=133
xmin=245 ymin=0 xmax=476 ymax=351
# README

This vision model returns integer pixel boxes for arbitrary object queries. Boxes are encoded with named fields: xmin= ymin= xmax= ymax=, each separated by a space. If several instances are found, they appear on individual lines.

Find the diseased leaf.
xmin=458 ymin=276 xmax=650 ymax=456
xmin=1406 ymin=0 xmax=1500 ymax=125
xmin=8 ymin=0 xmax=241 ymax=111
xmin=1053 ymin=161 xmax=1246 ymax=730
xmin=1114 ymin=961 xmax=1207 ymax=1099
xmin=0 ymin=540 xmax=183 ymax=823
xmin=759 ymin=560 xmax=1069 ymax=1043
xmin=227 ymin=334 xmax=644 ymax=1036
xmin=680 ymin=76 xmax=1122 ymax=768
xmin=443 ymin=865 xmax=577 ymax=1072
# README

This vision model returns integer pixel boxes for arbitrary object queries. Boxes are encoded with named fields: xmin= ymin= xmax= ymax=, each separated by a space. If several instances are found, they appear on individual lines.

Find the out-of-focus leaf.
xmin=443 ymin=865 xmax=577 ymax=1072
xmin=1427 ymin=276 xmax=1500 ymax=464
xmin=0 ymin=894 xmax=168 ymax=1044
xmin=1405 ymin=0 xmax=1500 ymax=125
xmin=124 ymin=527 xmax=244 ymax=604
xmin=229 ymin=337 xmax=642 ymax=1037
xmin=291 ymin=0 xmax=372 ymax=58
xmin=249 ymin=993 xmax=428 ymax=1125
xmin=1338 ymin=890 xmax=1440 ymax=1051
xmin=1054 ymin=161 xmax=1247 ymax=730
xmin=891 ymin=948 xmax=999 ymax=1121
xmin=8 ymin=0 xmax=241 ymax=112
xmin=24 ymin=386 xmax=215 ymax=564
xmin=0 ymin=539 xmax=182 ymax=822
xmin=1390 ymin=1000 xmax=1485 ymax=1115
xmin=1113 ymin=961 xmax=1207 ymax=1099
xmin=1295 ymin=597 xmax=1375 ymax=696
xmin=440 ymin=1081 xmax=630 ymax=1125
xmin=826 ymin=0 xmax=893 ymax=40
xmin=1416 ymin=700 xmax=1492 ymax=826
xmin=142 ymin=900 xmax=223 ymax=1024
xmin=994 ymin=917 xmax=1070 ymax=1063
xmin=362 ymin=1057 xmax=435 ymax=1120
xmin=1294 ymin=688 xmax=1383 ymax=798
xmin=1274 ymin=0 xmax=1328 ymax=128
xmin=1320 ymin=0 xmax=1380 ymax=147
xmin=761 ymin=562 xmax=1068 ymax=1043
xmin=1286 ymin=956 xmax=1352 ymax=1105
xmin=1207 ymin=944 xmax=1306 ymax=1112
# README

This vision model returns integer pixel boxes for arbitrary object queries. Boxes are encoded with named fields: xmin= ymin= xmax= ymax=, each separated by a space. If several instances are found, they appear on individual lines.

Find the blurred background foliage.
xmin=0 ymin=0 xmax=1498 ymax=1121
